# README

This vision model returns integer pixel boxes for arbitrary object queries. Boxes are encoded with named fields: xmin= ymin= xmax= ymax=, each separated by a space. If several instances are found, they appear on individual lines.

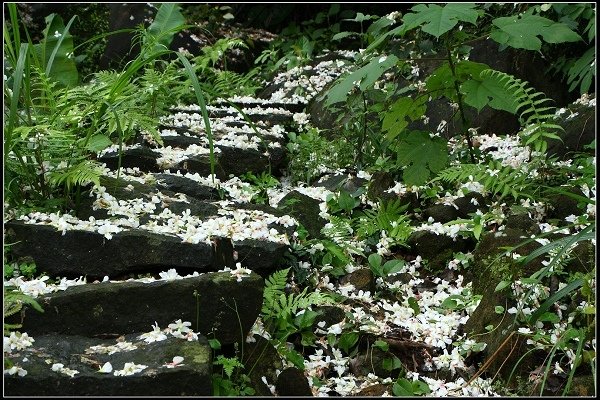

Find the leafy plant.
xmin=434 ymin=160 xmax=535 ymax=201
xmin=3 ymin=287 xmax=44 ymax=335
xmin=261 ymin=268 xmax=333 ymax=339
xmin=212 ymin=355 xmax=255 ymax=396
xmin=240 ymin=172 xmax=279 ymax=205
xmin=367 ymin=253 xmax=405 ymax=278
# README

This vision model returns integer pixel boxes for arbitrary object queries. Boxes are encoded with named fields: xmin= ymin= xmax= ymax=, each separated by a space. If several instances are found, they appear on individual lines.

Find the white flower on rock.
xmin=138 ymin=322 xmax=168 ymax=343
xmin=51 ymin=363 xmax=79 ymax=377
xmin=98 ymin=362 xmax=113 ymax=373
xmin=113 ymin=362 xmax=147 ymax=376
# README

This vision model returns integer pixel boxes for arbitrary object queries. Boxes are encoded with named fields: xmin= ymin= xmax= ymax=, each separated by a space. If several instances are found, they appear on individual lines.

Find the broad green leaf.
xmin=495 ymin=280 xmax=511 ymax=292
xmin=85 ymin=134 xmax=113 ymax=152
xmin=33 ymin=14 xmax=78 ymax=87
xmin=373 ymin=340 xmax=389 ymax=351
xmin=382 ymin=97 xmax=427 ymax=141
xmin=491 ymin=14 xmax=582 ymax=51
xmin=368 ymin=253 xmax=382 ymax=269
xmin=408 ymin=296 xmax=420 ymax=315
xmin=396 ymin=131 xmax=448 ymax=186
xmin=426 ymin=60 xmax=489 ymax=101
xmin=332 ymin=31 xmax=355 ymax=41
xmin=338 ymin=332 xmax=359 ymax=353
xmin=383 ymin=259 xmax=404 ymax=275
xmin=146 ymin=3 xmax=185 ymax=53
xmin=325 ymin=54 xmax=398 ymax=106
xmin=461 ymin=74 xmax=519 ymax=113
xmin=402 ymin=3 xmax=481 ymax=38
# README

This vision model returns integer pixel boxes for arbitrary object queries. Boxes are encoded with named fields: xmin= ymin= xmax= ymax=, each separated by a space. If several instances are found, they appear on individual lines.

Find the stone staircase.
xmin=4 ymin=98 xmax=304 ymax=395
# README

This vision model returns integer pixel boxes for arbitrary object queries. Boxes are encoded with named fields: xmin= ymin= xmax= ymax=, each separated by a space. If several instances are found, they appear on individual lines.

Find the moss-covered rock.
xmin=4 ymin=333 xmax=212 ymax=396
xmin=278 ymin=190 xmax=326 ymax=239
xmin=19 ymin=272 xmax=264 ymax=345
xmin=464 ymin=228 xmax=545 ymax=381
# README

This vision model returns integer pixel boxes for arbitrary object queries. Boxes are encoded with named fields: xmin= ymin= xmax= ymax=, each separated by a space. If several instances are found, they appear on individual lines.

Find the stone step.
xmin=11 ymin=271 xmax=263 ymax=345
xmin=4 ymin=332 xmax=212 ymax=396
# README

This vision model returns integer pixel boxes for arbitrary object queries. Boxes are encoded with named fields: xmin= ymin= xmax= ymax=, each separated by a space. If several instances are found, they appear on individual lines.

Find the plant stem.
xmin=446 ymin=41 xmax=476 ymax=163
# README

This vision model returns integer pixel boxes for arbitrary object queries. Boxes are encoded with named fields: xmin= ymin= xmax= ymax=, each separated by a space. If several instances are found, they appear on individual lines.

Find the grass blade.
xmin=177 ymin=52 xmax=216 ymax=182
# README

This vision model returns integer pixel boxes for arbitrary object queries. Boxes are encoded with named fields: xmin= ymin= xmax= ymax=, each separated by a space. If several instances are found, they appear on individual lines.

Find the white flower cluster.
xmin=51 ymin=363 xmax=79 ymax=377
xmin=86 ymin=341 xmax=138 ymax=355
xmin=113 ymin=362 xmax=147 ymax=376
xmin=5 ymin=276 xmax=86 ymax=298
xmin=4 ymin=332 xmax=35 ymax=353
xmin=220 ymin=262 xmax=253 ymax=282
xmin=474 ymin=133 xmax=532 ymax=168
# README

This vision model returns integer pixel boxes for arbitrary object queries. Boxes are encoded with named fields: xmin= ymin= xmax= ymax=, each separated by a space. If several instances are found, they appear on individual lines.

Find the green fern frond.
xmin=435 ymin=161 xmax=534 ymax=201
xmin=48 ymin=159 xmax=103 ymax=190
xmin=480 ymin=69 xmax=564 ymax=153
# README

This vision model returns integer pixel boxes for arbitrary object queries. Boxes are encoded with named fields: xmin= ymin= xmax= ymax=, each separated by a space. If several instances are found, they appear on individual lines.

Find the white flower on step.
xmin=167 ymin=319 xmax=193 ymax=338
xmin=229 ymin=262 xmax=252 ymax=282
xmin=51 ymin=363 xmax=79 ymax=377
xmin=5 ymin=332 xmax=35 ymax=352
xmin=163 ymin=356 xmax=185 ymax=368
xmin=113 ymin=362 xmax=147 ymax=376
xmin=158 ymin=268 xmax=181 ymax=281
xmin=4 ymin=365 xmax=27 ymax=377
xmin=98 ymin=362 xmax=113 ymax=373
xmin=138 ymin=322 xmax=168 ymax=343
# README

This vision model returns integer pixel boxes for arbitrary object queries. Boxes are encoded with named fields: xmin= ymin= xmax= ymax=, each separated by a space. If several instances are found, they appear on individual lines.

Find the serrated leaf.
xmin=461 ymin=76 xmax=518 ymax=113
xmin=396 ymin=131 xmax=448 ymax=186
xmin=402 ymin=3 xmax=481 ymax=38
xmin=491 ymin=14 xmax=582 ymax=51
xmin=426 ymin=60 xmax=489 ymax=100
xmin=382 ymin=97 xmax=426 ymax=141
xmin=325 ymin=54 xmax=398 ymax=106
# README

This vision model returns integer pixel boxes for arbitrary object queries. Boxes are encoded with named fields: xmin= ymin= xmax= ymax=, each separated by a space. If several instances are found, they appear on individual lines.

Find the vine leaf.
xmin=490 ymin=14 xmax=582 ymax=51
xmin=460 ymin=77 xmax=518 ymax=113
xmin=382 ymin=96 xmax=427 ymax=141
xmin=325 ymin=54 xmax=399 ymax=106
xmin=401 ymin=4 xmax=482 ymax=38
xmin=396 ymin=131 xmax=448 ymax=186
xmin=426 ymin=60 xmax=489 ymax=101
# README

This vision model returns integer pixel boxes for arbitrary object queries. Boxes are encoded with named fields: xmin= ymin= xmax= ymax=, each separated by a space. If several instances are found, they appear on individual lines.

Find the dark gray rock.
xmin=313 ymin=306 xmax=346 ymax=329
xmin=235 ymin=239 xmax=289 ymax=278
xmin=406 ymin=230 xmax=471 ymax=272
xmin=154 ymin=173 xmax=220 ymax=201
xmin=99 ymin=147 xmax=160 ymax=172
xmin=547 ymin=95 xmax=596 ymax=159
xmin=546 ymin=186 xmax=585 ymax=222
xmin=243 ymin=335 xmax=282 ymax=396
xmin=278 ymin=191 xmax=326 ymax=239
xmin=463 ymin=228 xmax=545 ymax=380
xmin=5 ymin=221 xmax=214 ymax=279
xmin=4 ymin=333 xmax=212 ymax=396
xmin=505 ymin=213 xmax=541 ymax=235
xmin=366 ymin=171 xmax=398 ymax=203
xmin=275 ymin=367 xmax=312 ymax=396
xmin=339 ymin=268 xmax=375 ymax=294
xmin=423 ymin=204 xmax=459 ymax=223
xmin=19 ymin=271 xmax=264 ymax=345
xmin=453 ymin=192 xmax=487 ymax=219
